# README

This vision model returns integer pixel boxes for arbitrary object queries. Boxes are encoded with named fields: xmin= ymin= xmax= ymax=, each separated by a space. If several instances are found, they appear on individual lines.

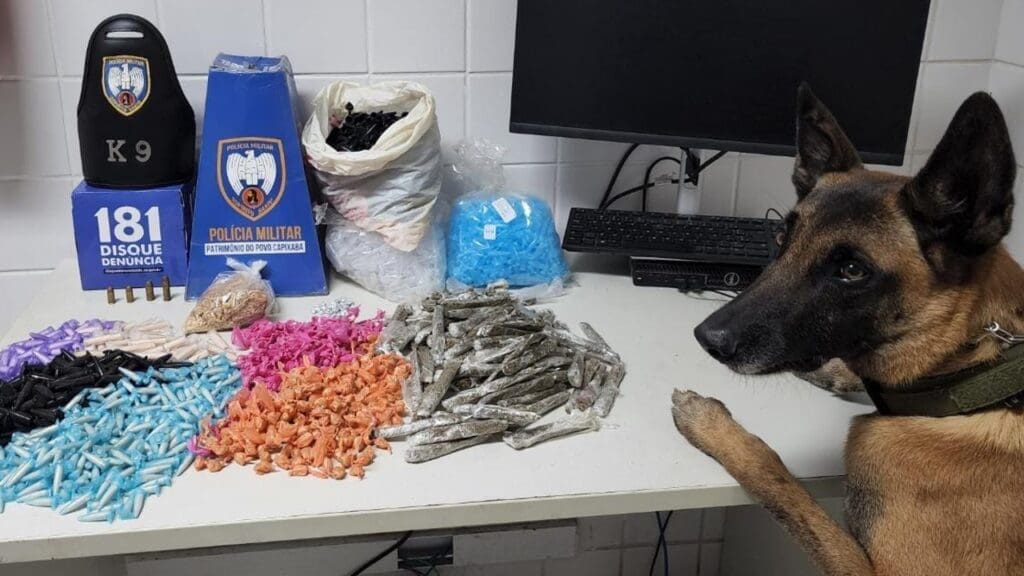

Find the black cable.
xmin=707 ymin=289 xmax=738 ymax=299
xmin=684 ymin=150 xmax=728 ymax=184
xmin=764 ymin=207 xmax=785 ymax=220
xmin=642 ymin=156 xmax=682 ymax=212
xmin=662 ymin=512 xmax=672 ymax=576
xmin=649 ymin=513 xmax=662 ymax=576
xmin=601 ymin=179 xmax=680 ymax=210
xmin=648 ymin=511 xmax=674 ymax=576
xmin=348 ymin=531 xmax=413 ymax=576
xmin=598 ymin=143 xmax=640 ymax=209
xmin=397 ymin=539 xmax=451 ymax=576
xmin=422 ymin=541 xmax=452 ymax=576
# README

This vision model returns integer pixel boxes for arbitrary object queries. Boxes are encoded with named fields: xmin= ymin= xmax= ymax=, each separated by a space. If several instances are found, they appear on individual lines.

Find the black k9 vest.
xmin=78 ymin=14 xmax=195 ymax=189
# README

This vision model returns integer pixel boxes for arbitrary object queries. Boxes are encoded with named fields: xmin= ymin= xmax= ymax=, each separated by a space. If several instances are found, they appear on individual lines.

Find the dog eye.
xmin=837 ymin=261 xmax=869 ymax=283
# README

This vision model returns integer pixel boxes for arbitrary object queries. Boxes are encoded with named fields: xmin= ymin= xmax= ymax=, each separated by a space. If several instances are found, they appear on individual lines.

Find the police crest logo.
xmin=102 ymin=55 xmax=151 ymax=116
xmin=217 ymin=137 xmax=287 ymax=222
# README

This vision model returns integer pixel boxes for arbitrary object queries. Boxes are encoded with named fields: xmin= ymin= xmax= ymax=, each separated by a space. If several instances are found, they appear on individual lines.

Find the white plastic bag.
xmin=323 ymin=206 xmax=446 ymax=304
xmin=302 ymin=81 xmax=442 ymax=252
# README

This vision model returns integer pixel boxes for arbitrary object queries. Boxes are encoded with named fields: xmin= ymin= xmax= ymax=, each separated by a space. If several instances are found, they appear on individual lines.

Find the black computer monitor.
xmin=510 ymin=0 xmax=931 ymax=166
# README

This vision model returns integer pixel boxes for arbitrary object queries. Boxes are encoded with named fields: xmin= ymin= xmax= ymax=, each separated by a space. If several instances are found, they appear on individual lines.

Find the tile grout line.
xmin=43 ymin=0 xmax=74 ymax=178
xmin=0 ymin=269 xmax=55 ymax=277
xmin=42 ymin=0 xmax=60 ymax=77
xmin=364 ymin=0 xmax=373 ymax=76
xmin=260 ymin=0 xmax=270 ymax=57
xmin=464 ymin=0 xmax=471 ymax=73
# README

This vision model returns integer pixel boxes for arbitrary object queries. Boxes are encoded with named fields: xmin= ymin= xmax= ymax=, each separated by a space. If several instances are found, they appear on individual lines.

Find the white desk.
xmin=0 ymin=260 xmax=871 ymax=564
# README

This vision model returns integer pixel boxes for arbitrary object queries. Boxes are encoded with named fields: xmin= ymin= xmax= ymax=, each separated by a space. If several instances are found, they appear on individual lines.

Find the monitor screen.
xmin=510 ymin=0 xmax=931 ymax=165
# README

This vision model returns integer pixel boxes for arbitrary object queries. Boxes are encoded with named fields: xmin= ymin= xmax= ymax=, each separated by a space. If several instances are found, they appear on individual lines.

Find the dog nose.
xmin=694 ymin=322 xmax=738 ymax=361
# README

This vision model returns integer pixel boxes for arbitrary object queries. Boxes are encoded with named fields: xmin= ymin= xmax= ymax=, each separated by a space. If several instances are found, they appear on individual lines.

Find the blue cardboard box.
xmin=186 ymin=54 xmax=326 ymax=299
xmin=71 ymin=181 xmax=190 ymax=290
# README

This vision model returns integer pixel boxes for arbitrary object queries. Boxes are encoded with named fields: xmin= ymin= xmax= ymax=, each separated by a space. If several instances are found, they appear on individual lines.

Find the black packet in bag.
xmin=77 ymin=14 xmax=195 ymax=189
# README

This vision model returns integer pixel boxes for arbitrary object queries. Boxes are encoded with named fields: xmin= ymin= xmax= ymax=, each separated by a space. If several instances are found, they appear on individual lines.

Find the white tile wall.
xmin=732 ymin=154 xmax=795 ymax=218
xmin=464 ymin=560 xmax=542 ymax=576
xmin=265 ymin=0 xmax=367 ymax=74
xmin=0 ymin=271 xmax=47 ymax=333
xmin=926 ymin=0 xmax=1003 ymax=61
xmin=467 ymin=73 xmax=556 ymax=163
xmin=0 ymin=178 xmax=77 ymax=270
xmin=158 ymin=0 xmax=265 ymax=75
xmin=503 ymin=163 xmax=556 ymax=207
xmin=0 ymin=79 xmax=69 ymax=176
xmin=914 ymin=62 xmax=993 ymax=152
xmin=49 ymin=0 xmax=159 ymax=76
xmin=382 ymin=73 xmax=466 ymax=154
xmin=990 ymin=63 xmax=1024 ymax=157
xmin=695 ymin=153 xmax=739 ymax=217
xmin=368 ymin=0 xmax=466 ymax=73
xmin=57 ymin=77 xmax=82 ymax=174
xmin=622 ymin=543 xmax=699 ymax=576
xmin=544 ymin=549 xmax=620 ymax=576
xmin=292 ymin=74 xmax=368 ymax=123
xmin=0 ymin=0 xmax=57 ymax=76
xmin=467 ymin=0 xmax=517 ymax=72
xmin=989 ymin=0 xmax=1024 ymax=259
xmin=997 ymin=0 xmax=1024 ymax=66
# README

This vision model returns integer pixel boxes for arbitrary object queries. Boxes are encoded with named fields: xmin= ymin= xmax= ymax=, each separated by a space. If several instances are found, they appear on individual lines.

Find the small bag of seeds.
xmin=185 ymin=258 xmax=274 ymax=333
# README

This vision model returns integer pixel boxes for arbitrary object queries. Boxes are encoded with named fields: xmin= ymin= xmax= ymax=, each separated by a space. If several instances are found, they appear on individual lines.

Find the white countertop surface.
xmin=0 ymin=260 xmax=872 ymax=563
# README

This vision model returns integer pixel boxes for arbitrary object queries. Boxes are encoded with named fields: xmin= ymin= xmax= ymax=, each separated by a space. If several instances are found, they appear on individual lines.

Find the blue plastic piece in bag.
xmin=446 ymin=194 xmax=568 ymax=288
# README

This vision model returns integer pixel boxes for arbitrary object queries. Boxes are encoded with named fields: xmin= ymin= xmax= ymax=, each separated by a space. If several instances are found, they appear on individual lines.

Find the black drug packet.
xmin=78 ymin=14 xmax=195 ymax=189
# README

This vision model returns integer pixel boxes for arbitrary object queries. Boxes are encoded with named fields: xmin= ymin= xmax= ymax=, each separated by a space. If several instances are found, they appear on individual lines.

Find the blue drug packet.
xmin=447 ymin=194 xmax=569 ymax=288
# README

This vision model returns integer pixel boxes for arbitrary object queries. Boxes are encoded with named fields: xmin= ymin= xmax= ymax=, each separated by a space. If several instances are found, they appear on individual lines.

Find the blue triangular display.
xmin=186 ymin=54 xmax=326 ymax=299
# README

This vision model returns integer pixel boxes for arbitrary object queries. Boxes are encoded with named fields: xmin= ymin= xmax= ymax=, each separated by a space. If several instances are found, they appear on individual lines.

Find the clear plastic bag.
xmin=302 ymin=80 xmax=442 ymax=252
xmin=184 ymin=258 xmax=275 ymax=333
xmin=323 ymin=204 xmax=446 ymax=303
xmin=446 ymin=139 xmax=569 ymax=289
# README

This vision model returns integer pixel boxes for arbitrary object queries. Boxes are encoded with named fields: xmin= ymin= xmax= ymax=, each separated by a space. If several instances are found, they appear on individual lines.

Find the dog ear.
xmin=902 ymin=92 xmax=1017 ymax=261
xmin=792 ymin=83 xmax=863 ymax=199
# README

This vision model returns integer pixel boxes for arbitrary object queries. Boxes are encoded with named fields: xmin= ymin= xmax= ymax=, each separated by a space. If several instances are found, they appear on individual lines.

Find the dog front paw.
xmin=671 ymin=389 xmax=733 ymax=455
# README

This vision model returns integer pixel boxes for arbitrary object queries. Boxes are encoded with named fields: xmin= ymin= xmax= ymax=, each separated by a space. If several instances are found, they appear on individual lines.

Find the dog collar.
xmin=862 ymin=338 xmax=1024 ymax=417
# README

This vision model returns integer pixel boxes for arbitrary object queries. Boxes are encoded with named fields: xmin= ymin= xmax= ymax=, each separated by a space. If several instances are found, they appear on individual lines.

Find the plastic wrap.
xmin=323 ymin=204 xmax=446 ymax=303
xmin=447 ymin=140 xmax=569 ymax=289
xmin=184 ymin=258 xmax=274 ymax=333
xmin=302 ymin=81 xmax=442 ymax=251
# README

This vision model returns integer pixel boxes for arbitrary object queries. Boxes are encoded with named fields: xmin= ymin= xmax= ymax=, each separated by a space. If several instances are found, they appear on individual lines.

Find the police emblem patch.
xmin=102 ymin=55 xmax=151 ymax=116
xmin=217 ymin=137 xmax=287 ymax=222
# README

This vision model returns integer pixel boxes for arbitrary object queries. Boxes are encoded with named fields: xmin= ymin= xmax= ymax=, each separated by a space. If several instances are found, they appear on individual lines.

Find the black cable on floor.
xmin=348 ymin=531 xmax=413 ymax=576
xmin=649 ymin=511 xmax=674 ymax=576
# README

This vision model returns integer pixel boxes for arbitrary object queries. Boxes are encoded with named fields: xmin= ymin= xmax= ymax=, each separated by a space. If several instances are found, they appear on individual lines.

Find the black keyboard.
xmin=562 ymin=208 xmax=778 ymax=265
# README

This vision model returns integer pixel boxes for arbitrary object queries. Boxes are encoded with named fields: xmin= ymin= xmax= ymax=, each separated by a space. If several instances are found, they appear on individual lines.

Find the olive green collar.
xmin=863 ymin=342 xmax=1024 ymax=417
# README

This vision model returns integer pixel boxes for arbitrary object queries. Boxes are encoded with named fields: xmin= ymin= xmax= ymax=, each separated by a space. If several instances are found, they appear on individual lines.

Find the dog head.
xmin=694 ymin=84 xmax=1017 ymax=383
